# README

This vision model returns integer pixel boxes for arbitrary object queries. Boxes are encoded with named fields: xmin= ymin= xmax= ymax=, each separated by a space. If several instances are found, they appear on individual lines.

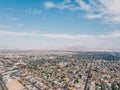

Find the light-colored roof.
xmin=6 ymin=79 xmax=24 ymax=90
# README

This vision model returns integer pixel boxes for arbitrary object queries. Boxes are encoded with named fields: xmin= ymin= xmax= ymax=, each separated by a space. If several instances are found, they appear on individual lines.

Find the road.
xmin=84 ymin=59 xmax=93 ymax=90
xmin=102 ymin=81 xmax=106 ymax=90
xmin=26 ymin=79 xmax=41 ymax=90
xmin=0 ymin=80 xmax=5 ymax=90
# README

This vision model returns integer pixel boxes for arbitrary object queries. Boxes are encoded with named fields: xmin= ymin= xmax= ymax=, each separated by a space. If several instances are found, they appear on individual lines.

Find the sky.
xmin=0 ymin=0 xmax=120 ymax=49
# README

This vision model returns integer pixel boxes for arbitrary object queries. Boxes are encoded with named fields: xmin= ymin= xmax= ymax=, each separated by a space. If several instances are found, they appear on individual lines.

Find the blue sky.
xmin=0 ymin=0 xmax=120 ymax=49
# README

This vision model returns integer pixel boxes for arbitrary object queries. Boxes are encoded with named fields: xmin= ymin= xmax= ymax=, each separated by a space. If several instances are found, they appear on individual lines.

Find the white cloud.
xmin=44 ymin=1 xmax=75 ymax=11
xmin=85 ymin=13 xmax=102 ymax=19
xmin=99 ymin=30 xmax=120 ymax=38
xmin=0 ymin=30 xmax=96 ymax=39
xmin=0 ymin=30 xmax=120 ymax=39
xmin=75 ymin=0 xmax=120 ymax=22
xmin=43 ymin=0 xmax=120 ymax=24
xmin=75 ymin=0 xmax=91 ymax=11
xmin=44 ymin=2 xmax=55 ymax=8
xmin=0 ymin=30 xmax=120 ymax=49
xmin=27 ymin=8 xmax=41 ymax=15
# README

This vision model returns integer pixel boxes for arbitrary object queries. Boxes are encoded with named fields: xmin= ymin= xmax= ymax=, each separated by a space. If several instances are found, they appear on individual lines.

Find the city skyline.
xmin=0 ymin=0 xmax=120 ymax=49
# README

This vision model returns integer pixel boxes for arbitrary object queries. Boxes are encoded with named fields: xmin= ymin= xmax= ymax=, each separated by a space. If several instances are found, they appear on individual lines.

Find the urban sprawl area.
xmin=0 ymin=50 xmax=120 ymax=90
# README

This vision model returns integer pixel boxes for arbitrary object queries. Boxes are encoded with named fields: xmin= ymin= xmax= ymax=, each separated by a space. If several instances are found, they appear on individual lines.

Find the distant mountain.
xmin=0 ymin=46 xmax=11 ymax=50
xmin=60 ymin=45 xmax=120 ymax=52
xmin=0 ymin=45 xmax=120 ymax=52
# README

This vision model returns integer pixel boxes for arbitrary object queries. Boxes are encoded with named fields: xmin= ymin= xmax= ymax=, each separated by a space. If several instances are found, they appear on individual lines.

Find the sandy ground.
xmin=6 ymin=79 xmax=24 ymax=90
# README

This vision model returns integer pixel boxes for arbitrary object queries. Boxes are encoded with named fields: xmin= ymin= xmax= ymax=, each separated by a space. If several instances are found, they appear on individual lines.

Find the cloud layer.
xmin=44 ymin=0 xmax=120 ymax=24
xmin=0 ymin=30 xmax=120 ymax=49
xmin=27 ymin=8 xmax=41 ymax=15
xmin=0 ymin=30 xmax=120 ymax=39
